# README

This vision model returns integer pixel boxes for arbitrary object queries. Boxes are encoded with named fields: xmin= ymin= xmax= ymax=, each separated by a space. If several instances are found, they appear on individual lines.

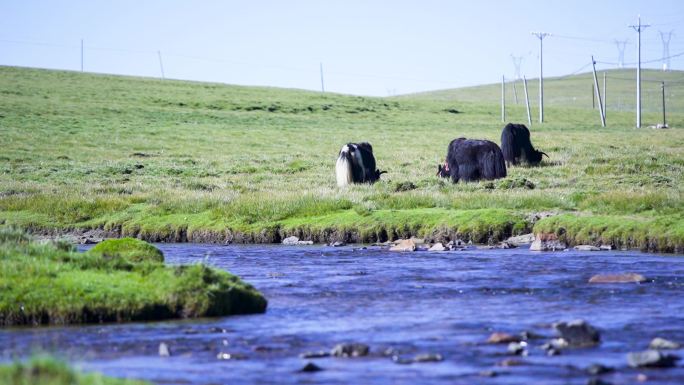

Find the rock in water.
xmin=411 ymin=353 xmax=443 ymax=363
xmin=553 ymin=320 xmax=600 ymax=347
xmin=649 ymin=337 xmax=681 ymax=350
xmin=487 ymin=332 xmax=520 ymax=344
xmin=299 ymin=351 xmax=331 ymax=359
xmin=389 ymin=239 xmax=416 ymax=252
xmin=507 ymin=342 xmax=528 ymax=356
xmin=428 ymin=243 xmax=447 ymax=251
xmin=588 ymin=273 xmax=647 ymax=284
xmin=299 ymin=362 xmax=323 ymax=372
xmin=282 ymin=236 xmax=300 ymax=245
xmin=331 ymin=343 xmax=370 ymax=357
xmin=627 ymin=350 xmax=680 ymax=368
xmin=158 ymin=342 xmax=171 ymax=357
xmin=529 ymin=233 xmax=567 ymax=251
xmin=574 ymin=245 xmax=601 ymax=251
xmin=505 ymin=233 xmax=535 ymax=246
xmin=586 ymin=363 xmax=614 ymax=375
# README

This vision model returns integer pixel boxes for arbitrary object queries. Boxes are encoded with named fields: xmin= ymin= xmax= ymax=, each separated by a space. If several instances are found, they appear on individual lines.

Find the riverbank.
xmin=0 ymin=356 xmax=149 ymax=385
xmin=1 ymin=67 xmax=683 ymax=253
xmin=0 ymin=229 xmax=267 ymax=326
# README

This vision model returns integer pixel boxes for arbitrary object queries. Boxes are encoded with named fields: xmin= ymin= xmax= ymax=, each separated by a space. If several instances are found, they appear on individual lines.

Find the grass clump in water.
xmin=0 ymin=355 xmax=149 ymax=385
xmin=0 ymin=228 xmax=267 ymax=326
xmin=87 ymin=237 xmax=164 ymax=264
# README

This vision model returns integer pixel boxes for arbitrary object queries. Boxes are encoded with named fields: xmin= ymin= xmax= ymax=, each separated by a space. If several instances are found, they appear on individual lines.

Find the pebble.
xmin=389 ymin=239 xmax=416 ymax=252
xmin=586 ymin=363 xmax=613 ymax=375
xmin=507 ymin=341 xmax=528 ymax=356
xmin=487 ymin=332 xmax=521 ymax=344
xmin=299 ymin=351 xmax=331 ymax=359
xmin=428 ymin=242 xmax=447 ymax=252
xmin=158 ymin=342 xmax=171 ymax=357
xmin=649 ymin=337 xmax=680 ymax=350
xmin=553 ymin=320 xmax=600 ymax=347
xmin=299 ymin=362 xmax=323 ymax=372
xmin=574 ymin=245 xmax=601 ymax=251
xmin=627 ymin=350 xmax=680 ymax=368
xmin=331 ymin=343 xmax=369 ymax=357
xmin=588 ymin=273 xmax=647 ymax=284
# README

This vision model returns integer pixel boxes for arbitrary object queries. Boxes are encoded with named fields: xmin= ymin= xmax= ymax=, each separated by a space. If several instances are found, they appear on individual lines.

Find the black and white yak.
xmin=437 ymin=138 xmax=507 ymax=183
xmin=500 ymin=123 xmax=548 ymax=166
xmin=336 ymin=142 xmax=386 ymax=187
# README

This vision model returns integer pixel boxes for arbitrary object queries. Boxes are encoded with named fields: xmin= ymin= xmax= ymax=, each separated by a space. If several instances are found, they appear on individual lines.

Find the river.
xmin=1 ymin=244 xmax=683 ymax=384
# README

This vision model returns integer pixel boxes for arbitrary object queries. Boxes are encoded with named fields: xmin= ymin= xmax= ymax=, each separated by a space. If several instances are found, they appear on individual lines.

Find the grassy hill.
xmin=1 ymin=66 xmax=683 ymax=251
xmin=405 ymin=68 xmax=684 ymax=120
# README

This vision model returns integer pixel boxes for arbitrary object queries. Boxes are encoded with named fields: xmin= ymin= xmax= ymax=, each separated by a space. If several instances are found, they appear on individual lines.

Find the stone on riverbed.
xmin=649 ymin=337 xmax=681 ymax=350
xmin=588 ymin=273 xmax=647 ymax=284
xmin=574 ymin=245 xmax=601 ymax=251
xmin=505 ymin=233 xmax=535 ymax=246
xmin=158 ymin=342 xmax=171 ymax=357
xmin=487 ymin=332 xmax=521 ymax=344
xmin=553 ymin=320 xmax=600 ymax=347
xmin=627 ymin=350 xmax=681 ymax=368
xmin=282 ymin=236 xmax=314 ymax=245
xmin=428 ymin=242 xmax=447 ymax=251
xmin=299 ymin=362 xmax=323 ymax=372
xmin=300 ymin=351 xmax=331 ymax=359
xmin=507 ymin=342 xmax=528 ymax=356
xmin=389 ymin=239 xmax=416 ymax=252
xmin=331 ymin=343 xmax=369 ymax=357
xmin=586 ymin=363 xmax=614 ymax=375
xmin=529 ymin=233 xmax=567 ymax=251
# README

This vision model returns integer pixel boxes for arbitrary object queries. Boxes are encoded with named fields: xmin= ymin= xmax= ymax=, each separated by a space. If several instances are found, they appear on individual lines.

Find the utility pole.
xmin=659 ymin=31 xmax=674 ymax=71
xmin=661 ymin=81 xmax=667 ymax=126
xmin=81 ymin=39 xmax=84 ymax=72
xmin=531 ymin=32 xmax=550 ymax=123
xmin=603 ymin=72 xmax=607 ymax=113
xmin=523 ymin=75 xmax=532 ymax=126
xmin=630 ymin=15 xmax=650 ymax=128
xmin=157 ymin=51 xmax=165 ymax=80
xmin=592 ymin=83 xmax=595 ymax=109
xmin=591 ymin=56 xmax=606 ymax=127
xmin=319 ymin=62 xmax=325 ymax=92
xmin=614 ymin=39 xmax=628 ymax=68
xmin=501 ymin=75 xmax=506 ymax=122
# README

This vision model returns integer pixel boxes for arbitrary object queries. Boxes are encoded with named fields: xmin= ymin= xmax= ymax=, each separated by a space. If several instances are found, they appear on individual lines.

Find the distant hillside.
xmin=401 ymin=69 xmax=684 ymax=114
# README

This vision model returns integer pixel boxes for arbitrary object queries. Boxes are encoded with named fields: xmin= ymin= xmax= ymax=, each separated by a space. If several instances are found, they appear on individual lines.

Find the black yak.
xmin=500 ymin=123 xmax=548 ymax=166
xmin=336 ymin=142 xmax=386 ymax=187
xmin=437 ymin=138 xmax=507 ymax=183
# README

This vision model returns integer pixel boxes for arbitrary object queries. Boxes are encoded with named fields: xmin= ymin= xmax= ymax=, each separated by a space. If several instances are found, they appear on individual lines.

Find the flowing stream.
xmin=1 ymin=244 xmax=684 ymax=384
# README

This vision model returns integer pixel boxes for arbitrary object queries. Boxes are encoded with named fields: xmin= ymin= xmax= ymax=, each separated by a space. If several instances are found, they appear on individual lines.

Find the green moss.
xmin=88 ymin=237 xmax=164 ymax=264
xmin=0 ymin=355 xmax=149 ymax=385
xmin=0 ymin=229 xmax=267 ymax=326
xmin=533 ymin=213 xmax=684 ymax=253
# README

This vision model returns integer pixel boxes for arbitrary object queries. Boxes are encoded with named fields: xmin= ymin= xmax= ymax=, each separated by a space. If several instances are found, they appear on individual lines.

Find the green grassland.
xmin=0 ymin=355 xmax=148 ymax=385
xmin=0 ymin=229 xmax=267 ymax=326
xmin=1 ymin=66 xmax=683 ymax=251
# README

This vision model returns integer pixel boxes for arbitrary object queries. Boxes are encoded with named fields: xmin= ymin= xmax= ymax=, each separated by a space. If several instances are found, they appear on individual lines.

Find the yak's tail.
xmin=483 ymin=148 xmax=507 ymax=180
xmin=336 ymin=146 xmax=354 ymax=187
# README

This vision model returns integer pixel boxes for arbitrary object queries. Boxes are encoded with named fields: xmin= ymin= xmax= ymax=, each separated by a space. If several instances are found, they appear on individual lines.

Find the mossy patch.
xmin=0 ymin=229 xmax=267 ymax=326
xmin=88 ymin=237 xmax=164 ymax=264
xmin=0 ymin=355 xmax=149 ymax=385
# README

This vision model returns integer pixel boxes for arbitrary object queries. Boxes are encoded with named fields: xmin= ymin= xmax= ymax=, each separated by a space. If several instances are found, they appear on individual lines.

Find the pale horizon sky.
xmin=2 ymin=0 xmax=684 ymax=96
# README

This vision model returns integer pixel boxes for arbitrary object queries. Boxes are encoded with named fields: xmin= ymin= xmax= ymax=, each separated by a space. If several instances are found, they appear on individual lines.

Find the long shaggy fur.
xmin=500 ymin=123 xmax=548 ymax=166
xmin=437 ymin=138 xmax=507 ymax=183
xmin=335 ymin=142 xmax=385 ymax=187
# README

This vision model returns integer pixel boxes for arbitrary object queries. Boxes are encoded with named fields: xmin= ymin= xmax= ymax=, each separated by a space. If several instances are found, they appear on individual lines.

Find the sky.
xmin=1 ymin=0 xmax=684 ymax=96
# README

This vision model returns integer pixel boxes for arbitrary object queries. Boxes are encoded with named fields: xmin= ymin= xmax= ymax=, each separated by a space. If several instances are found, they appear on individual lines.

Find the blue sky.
xmin=1 ymin=0 xmax=683 ymax=96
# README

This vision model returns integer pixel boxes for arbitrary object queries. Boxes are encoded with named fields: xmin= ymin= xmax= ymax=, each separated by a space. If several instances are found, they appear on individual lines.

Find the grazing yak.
xmin=437 ymin=138 xmax=507 ymax=183
xmin=336 ymin=142 xmax=386 ymax=187
xmin=500 ymin=123 xmax=548 ymax=166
